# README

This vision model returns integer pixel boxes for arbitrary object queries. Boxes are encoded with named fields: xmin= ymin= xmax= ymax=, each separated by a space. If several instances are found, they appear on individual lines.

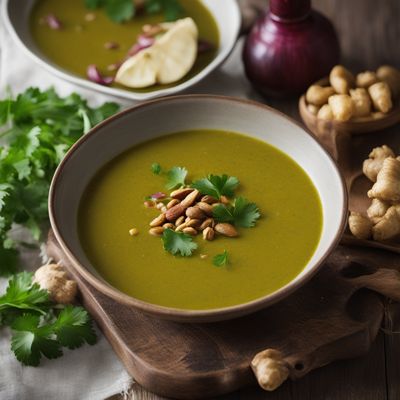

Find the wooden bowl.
xmin=49 ymin=95 xmax=347 ymax=323
xmin=299 ymin=78 xmax=400 ymax=138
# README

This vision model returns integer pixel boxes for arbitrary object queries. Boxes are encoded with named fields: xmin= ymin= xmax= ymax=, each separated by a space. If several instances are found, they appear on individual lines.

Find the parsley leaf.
xmin=105 ymin=0 xmax=135 ymax=23
xmin=151 ymin=162 xmax=162 ymax=175
xmin=166 ymin=166 xmax=187 ymax=190
xmin=213 ymin=250 xmax=229 ymax=267
xmin=162 ymin=228 xmax=197 ymax=256
xmin=11 ymin=314 xmax=62 ymax=366
xmin=213 ymin=197 xmax=260 ymax=228
xmin=192 ymin=174 xmax=239 ymax=199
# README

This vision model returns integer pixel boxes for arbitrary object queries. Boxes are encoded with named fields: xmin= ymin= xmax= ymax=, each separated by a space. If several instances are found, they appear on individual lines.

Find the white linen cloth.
xmin=0 ymin=1 xmax=262 ymax=398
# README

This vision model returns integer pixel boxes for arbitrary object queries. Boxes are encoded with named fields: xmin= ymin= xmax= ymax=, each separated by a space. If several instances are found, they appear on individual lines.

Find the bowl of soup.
xmin=49 ymin=95 xmax=347 ymax=322
xmin=2 ymin=0 xmax=240 ymax=100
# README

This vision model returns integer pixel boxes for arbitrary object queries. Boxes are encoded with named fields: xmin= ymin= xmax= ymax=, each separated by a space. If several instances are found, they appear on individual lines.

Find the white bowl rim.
xmin=2 ymin=0 xmax=241 ymax=101
xmin=49 ymin=94 xmax=348 ymax=322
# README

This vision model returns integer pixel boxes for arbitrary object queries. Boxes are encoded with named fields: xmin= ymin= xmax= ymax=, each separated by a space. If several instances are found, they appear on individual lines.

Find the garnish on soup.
xmin=144 ymin=165 xmax=261 ymax=264
xmin=213 ymin=250 xmax=229 ymax=267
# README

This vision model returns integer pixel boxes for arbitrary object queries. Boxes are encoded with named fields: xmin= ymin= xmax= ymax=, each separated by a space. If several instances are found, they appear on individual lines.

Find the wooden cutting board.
xmin=46 ymin=230 xmax=400 ymax=399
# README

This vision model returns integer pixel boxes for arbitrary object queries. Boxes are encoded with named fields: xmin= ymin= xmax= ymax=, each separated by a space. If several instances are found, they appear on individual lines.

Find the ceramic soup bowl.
xmin=49 ymin=95 xmax=347 ymax=322
xmin=3 ymin=0 xmax=240 ymax=101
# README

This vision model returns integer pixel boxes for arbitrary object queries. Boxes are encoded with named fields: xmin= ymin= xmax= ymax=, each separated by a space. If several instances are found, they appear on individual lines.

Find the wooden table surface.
xmin=115 ymin=1 xmax=400 ymax=399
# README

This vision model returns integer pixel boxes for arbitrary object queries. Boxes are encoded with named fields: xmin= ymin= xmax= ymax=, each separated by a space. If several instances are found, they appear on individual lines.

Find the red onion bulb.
xmin=242 ymin=0 xmax=340 ymax=97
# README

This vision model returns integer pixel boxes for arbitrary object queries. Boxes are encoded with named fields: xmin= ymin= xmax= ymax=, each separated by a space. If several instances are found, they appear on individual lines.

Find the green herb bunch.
xmin=0 ymin=272 xmax=96 ymax=366
xmin=0 ymin=87 xmax=119 ymax=276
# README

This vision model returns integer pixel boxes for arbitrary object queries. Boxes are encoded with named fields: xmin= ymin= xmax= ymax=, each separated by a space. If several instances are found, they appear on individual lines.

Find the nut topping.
xmin=149 ymin=213 xmax=167 ymax=227
xmin=214 ymin=223 xmax=238 ymax=237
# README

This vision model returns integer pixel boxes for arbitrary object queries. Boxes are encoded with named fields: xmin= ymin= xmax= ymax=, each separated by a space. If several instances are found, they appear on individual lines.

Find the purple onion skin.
xmin=242 ymin=10 xmax=340 ymax=97
xmin=87 ymin=64 xmax=114 ymax=86
xmin=45 ymin=14 xmax=62 ymax=30
xmin=128 ymin=35 xmax=155 ymax=57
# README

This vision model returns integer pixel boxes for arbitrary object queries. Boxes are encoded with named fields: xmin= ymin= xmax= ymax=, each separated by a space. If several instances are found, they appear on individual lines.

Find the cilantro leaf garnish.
xmin=11 ymin=314 xmax=63 ymax=366
xmin=213 ymin=197 xmax=260 ymax=228
xmin=162 ymin=228 xmax=197 ymax=256
xmin=213 ymin=250 xmax=229 ymax=267
xmin=151 ymin=162 xmax=162 ymax=175
xmin=166 ymin=166 xmax=187 ymax=190
xmin=0 ymin=272 xmax=50 ymax=315
xmin=53 ymin=305 xmax=97 ymax=349
xmin=1 ymin=273 xmax=97 ymax=366
xmin=191 ymin=174 xmax=239 ymax=199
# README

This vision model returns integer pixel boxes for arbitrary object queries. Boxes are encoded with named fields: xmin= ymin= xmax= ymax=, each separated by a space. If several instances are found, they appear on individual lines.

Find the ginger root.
xmin=363 ymin=145 xmax=395 ymax=182
xmin=356 ymin=71 xmax=378 ymax=88
xmin=367 ymin=198 xmax=390 ymax=224
xmin=350 ymin=88 xmax=371 ymax=117
xmin=306 ymin=85 xmax=335 ymax=106
xmin=348 ymin=212 xmax=373 ymax=240
xmin=328 ymin=94 xmax=354 ymax=121
xmin=329 ymin=65 xmax=355 ymax=94
xmin=368 ymin=82 xmax=393 ymax=113
xmin=376 ymin=65 xmax=400 ymax=98
xmin=307 ymin=103 xmax=319 ymax=115
xmin=372 ymin=205 xmax=400 ymax=241
xmin=251 ymin=349 xmax=289 ymax=391
xmin=317 ymin=104 xmax=333 ymax=120
xmin=34 ymin=263 xmax=78 ymax=304
xmin=368 ymin=157 xmax=400 ymax=202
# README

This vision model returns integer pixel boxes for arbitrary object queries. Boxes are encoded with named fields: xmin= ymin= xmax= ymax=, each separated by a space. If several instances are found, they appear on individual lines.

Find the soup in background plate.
xmin=30 ymin=0 xmax=219 ymax=92
xmin=78 ymin=130 xmax=323 ymax=310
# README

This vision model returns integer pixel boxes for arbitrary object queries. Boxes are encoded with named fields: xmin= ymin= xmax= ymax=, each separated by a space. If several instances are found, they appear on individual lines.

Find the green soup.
xmin=30 ymin=0 xmax=219 ymax=91
xmin=78 ymin=130 xmax=323 ymax=310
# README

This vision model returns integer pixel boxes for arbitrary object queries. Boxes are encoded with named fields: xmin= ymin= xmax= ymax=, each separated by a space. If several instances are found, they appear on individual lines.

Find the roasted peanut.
xmin=170 ymin=188 xmax=194 ymax=199
xmin=196 ymin=202 xmax=213 ymax=215
xmin=149 ymin=226 xmax=164 ymax=236
xmin=163 ymin=223 xmax=175 ymax=230
xmin=167 ymin=199 xmax=180 ymax=209
xmin=175 ymin=216 xmax=185 ymax=226
xmin=186 ymin=206 xmax=205 ymax=219
xmin=202 ymin=227 xmax=215 ymax=241
xmin=201 ymin=195 xmax=218 ymax=204
xmin=149 ymin=213 xmax=167 ymax=227
xmin=166 ymin=190 xmax=199 ymax=221
xmin=183 ymin=227 xmax=198 ymax=236
xmin=200 ymin=218 xmax=214 ymax=230
xmin=214 ymin=223 xmax=238 ymax=237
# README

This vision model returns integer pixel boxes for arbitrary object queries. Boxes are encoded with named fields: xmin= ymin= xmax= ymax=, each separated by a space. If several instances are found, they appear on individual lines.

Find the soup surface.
xmin=30 ymin=0 xmax=219 ymax=92
xmin=79 ymin=130 xmax=323 ymax=310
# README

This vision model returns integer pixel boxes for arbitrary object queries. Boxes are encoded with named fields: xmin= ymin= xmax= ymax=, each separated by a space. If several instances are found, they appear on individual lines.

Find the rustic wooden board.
xmin=47 ymin=230 xmax=400 ymax=399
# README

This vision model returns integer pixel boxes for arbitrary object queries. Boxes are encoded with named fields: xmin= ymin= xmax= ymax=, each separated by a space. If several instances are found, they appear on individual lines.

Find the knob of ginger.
xmin=355 ymin=71 xmax=378 ymax=88
xmin=368 ymin=82 xmax=393 ymax=113
xmin=306 ymin=85 xmax=335 ymax=106
xmin=367 ymin=198 xmax=390 ymax=224
xmin=350 ymin=88 xmax=371 ymax=117
xmin=328 ymin=94 xmax=354 ymax=121
xmin=348 ymin=212 xmax=373 ymax=240
xmin=368 ymin=157 xmax=400 ymax=202
xmin=376 ymin=65 xmax=400 ymax=98
xmin=329 ymin=65 xmax=355 ymax=94
xmin=372 ymin=205 xmax=400 ymax=241
xmin=362 ymin=145 xmax=395 ymax=182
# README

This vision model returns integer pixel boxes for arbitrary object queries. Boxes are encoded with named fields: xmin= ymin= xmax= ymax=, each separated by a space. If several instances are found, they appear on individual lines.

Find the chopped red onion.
xmin=45 ymin=14 xmax=62 ymax=30
xmin=197 ymin=39 xmax=215 ymax=54
xmin=128 ymin=35 xmax=155 ymax=56
xmin=86 ymin=65 xmax=114 ymax=86
xmin=151 ymin=192 xmax=167 ymax=200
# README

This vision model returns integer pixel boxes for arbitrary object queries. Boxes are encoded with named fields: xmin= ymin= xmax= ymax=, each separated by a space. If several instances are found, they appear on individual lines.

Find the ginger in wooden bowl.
xmin=299 ymin=65 xmax=400 ymax=136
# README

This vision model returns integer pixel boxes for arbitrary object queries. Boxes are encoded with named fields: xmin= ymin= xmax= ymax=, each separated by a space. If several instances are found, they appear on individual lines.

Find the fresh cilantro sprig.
xmin=150 ymin=163 xmax=187 ymax=190
xmin=166 ymin=166 xmax=187 ymax=190
xmin=213 ymin=250 xmax=229 ymax=267
xmin=162 ymin=228 xmax=197 ymax=257
xmin=191 ymin=174 xmax=239 ymax=200
xmin=0 ymin=87 xmax=119 ymax=276
xmin=213 ymin=197 xmax=261 ymax=228
xmin=1 ymin=273 xmax=97 ymax=366
xmin=85 ymin=0 xmax=183 ymax=23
